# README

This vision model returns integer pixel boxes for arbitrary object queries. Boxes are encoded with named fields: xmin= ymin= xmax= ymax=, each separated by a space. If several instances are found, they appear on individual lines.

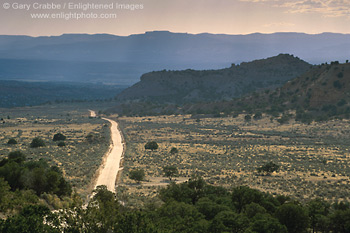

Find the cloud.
xmin=239 ymin=0 xmax=278 ymax=2
xmin=240 ymin=0 xmax=350 ymax=18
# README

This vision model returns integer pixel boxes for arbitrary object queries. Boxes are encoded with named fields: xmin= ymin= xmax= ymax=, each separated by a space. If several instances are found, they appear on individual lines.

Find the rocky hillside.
xmin=238 ymin=61 xmax=350 ymax=111
xmin=281 ymin=61 xmax=350 ymax=109
xmin=183 ymin=61 xmax=350 ymax=122
xmin=106 ymin=61 xmax=350 ymax=119
xmin=117 ymin=54 xmax=312 ymax=103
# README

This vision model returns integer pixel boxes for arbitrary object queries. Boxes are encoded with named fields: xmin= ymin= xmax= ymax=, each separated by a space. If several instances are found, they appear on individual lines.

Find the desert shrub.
xmin=129 ymin=169 xmax=145 ymax=183
xmin=257 ymin=162 xmax=280 ymax=176
xmin=322 ymin=104 xmax=338 ymax=116
xmin=163 ymin=166 xmax=179 ymax=181
xmin=253 ymin=112 xmax=263 ymax=120
xmin=85 ymin=133 xmax=101 ymax=144
xmin=30 ymin=137 xmax=45 ymax=148
xmin=337 ymin=99 xmax=347 ymax=107
xmin=8 ymin=151 xmax=26 ymax=163
xmin=57 ymin=142 xmax=66 ymax=147
xmin=277 ymin=114 xmax=291 ymax=124
xmin=333 ymin=80 xmax=343 ymax=89
xmin=145 ymin=141 xmax=159 ymax=151
xmin=170 ymin=147 xmax=179 ymax=154
xmin=7 ymin=138 xmax=17 ymax=145
xmin=53 ymin=133 xmax=66 ymax=141
xmin=0 ymin=157 xmax=71 ymax=197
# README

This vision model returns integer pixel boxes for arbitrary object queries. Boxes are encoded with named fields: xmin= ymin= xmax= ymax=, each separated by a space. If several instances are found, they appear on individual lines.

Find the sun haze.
xmin=0 ymin=0 xmax=349 ymax=36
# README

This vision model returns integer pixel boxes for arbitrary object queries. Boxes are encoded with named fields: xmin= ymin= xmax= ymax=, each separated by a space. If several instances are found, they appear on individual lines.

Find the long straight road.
xmin=90 ymin=110 xmax=124 ymax=193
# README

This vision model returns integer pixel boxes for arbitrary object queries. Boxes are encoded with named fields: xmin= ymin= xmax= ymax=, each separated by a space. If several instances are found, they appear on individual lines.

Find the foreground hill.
xmin=240 ymin=61 xmax=350 ymax=112
xmin=181 ymin=61 xmax=350 ymax=122
xmin=117 ymin=54 xmax=311 ymax=102
xmin=281 ymin=61 xmax=350 ymax=109
xmin=107 ymin=60 xmax=350 ymax=120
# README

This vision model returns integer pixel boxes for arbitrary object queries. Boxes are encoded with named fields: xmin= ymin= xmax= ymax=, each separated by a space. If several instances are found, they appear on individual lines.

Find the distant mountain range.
xmin=117 ymin=54 xmax=312 ymax=102
xmin=0 ymin=31 xmax=349 ymax=85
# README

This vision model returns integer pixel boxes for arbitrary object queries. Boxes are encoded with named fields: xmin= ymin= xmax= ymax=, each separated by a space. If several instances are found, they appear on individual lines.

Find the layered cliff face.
xmin=117 ymin=54 xmax=312 ymax=103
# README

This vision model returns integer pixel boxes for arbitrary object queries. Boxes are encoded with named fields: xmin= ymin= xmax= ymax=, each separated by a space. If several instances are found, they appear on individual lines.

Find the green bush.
xmin=170 ymin=147 xmax=179 ymax=154
xmin=277 ymin=114 xmax=291 ymax=124
xmin=8 ymin=151 xmax=26 ymax=163
xmin=129 ymin=169 xmax=145 ymax=183
xmin=145 ymin=141 xmax=159 ymax=151
xmin=53 ymin=133 xmax=66 ymax=141
xmin=163 ymin=166 xmax=179 ymax=181
xmin=57 ymin=142 xmax=66 ymax=147
xmin=7 ymin=138 xmax=17 ymax=145
xmin=337 ymin=99 xmax=347 ymax=107
xmin=333 ymin=80 xmax=343 ymax=89
xmin=0 ymin=157 xmax=71 ymax=197
xmin=30 ymin=137 xmax=45 ymax=148
xmin=253 ymin=112 xmax=263 ymax=120
xmin=276 ymin=203 xmax=309 ymax=233
xmin=257 ymin=162 xmax=280 ymax=176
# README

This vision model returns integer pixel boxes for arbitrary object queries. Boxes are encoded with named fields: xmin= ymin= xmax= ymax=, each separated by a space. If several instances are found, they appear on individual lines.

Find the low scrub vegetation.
xmin=2 ymin=179 xmax=350 ymax=233
xmin=118 ymin=113 xmax=350 ymax=203
xmin=0 ymin=104 xmax=110 ymax=197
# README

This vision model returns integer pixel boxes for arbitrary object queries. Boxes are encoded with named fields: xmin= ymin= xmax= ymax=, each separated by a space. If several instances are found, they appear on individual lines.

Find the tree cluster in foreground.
xmin=0 ymin=150 xmax=72 ymax=213
xmin=1 ymin=175 xmax=350 ymax=233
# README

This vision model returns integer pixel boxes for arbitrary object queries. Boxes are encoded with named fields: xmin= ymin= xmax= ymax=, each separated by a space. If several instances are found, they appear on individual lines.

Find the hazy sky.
xmin=0 ymin=0 xmax=349 ymax=36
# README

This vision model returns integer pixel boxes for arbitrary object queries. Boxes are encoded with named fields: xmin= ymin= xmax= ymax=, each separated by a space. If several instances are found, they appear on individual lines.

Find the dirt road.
xmin=90 ymin=111 xmax=124 ymax=193
xmin=88 ymin=110 xmax=97 ymax=118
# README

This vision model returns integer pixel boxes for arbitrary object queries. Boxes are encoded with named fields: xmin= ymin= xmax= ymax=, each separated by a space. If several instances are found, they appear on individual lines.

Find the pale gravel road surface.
xmin=88 ymin=110 xmax=97 ymax=118
xmin=90 ymin=110 xmax=124 ymax=193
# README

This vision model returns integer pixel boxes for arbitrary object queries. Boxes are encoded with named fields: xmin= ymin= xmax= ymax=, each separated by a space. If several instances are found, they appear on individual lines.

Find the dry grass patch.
xmin=0 ymin=104 xmax=111 ymax=197
xmin=118 ymin=113 xmax=350 ymax=204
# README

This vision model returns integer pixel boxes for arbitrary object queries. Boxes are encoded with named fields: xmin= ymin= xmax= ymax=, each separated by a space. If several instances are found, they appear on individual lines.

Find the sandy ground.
xmin=90 ymin=111 xmax=124 ymax=193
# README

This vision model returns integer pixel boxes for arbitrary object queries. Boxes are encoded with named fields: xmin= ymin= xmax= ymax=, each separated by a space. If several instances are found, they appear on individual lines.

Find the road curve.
xmin=90 ymin=111 xmax=124 ymax=193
